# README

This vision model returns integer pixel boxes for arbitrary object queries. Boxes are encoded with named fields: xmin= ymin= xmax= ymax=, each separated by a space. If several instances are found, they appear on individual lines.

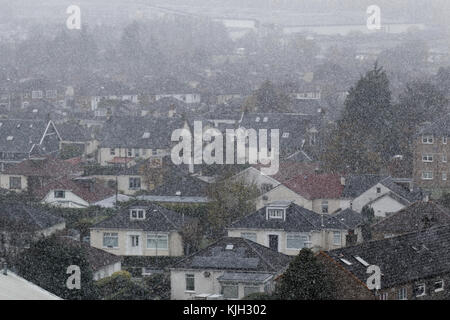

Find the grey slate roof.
xmin=55 ymin=123 xmax=91 ymax=142
xmin=372 ymin=201 xmax=450 ymax=235
xmin=91 ymin=203 xmax=185 ymax=232
xmin=322 ymin=224 xmax=450 ymax=289
xmin=146 ymin=166 xmax=208 ymax=197
xmin=0 ymin=202 xmax=65 ymax=232
xmin=332 ymin=208 xmax=365 ymax=229
xmin=172 ymin=237 xmax=292 ymax=272
xmin=341 ymin=174 xmax=386 ymax=198
xmin=229 ymin=202 xmax=348 ymax=232
xmin=342 ymin=175 xmax=425 ymax=202
xmin=99 ymin=116 xmax=184 ymax=149
xmin=0 ymin=119 xmax=48 ymax=153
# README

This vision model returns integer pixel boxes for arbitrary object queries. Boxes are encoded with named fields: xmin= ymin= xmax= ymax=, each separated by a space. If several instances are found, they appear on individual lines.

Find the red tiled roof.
xmin=4 ymin=157 xmax=81 ymax=177
xmin=284 ymin=173 xmax=344 ymax=200
xmin=34 ymin=177 xmax=115 ymax=204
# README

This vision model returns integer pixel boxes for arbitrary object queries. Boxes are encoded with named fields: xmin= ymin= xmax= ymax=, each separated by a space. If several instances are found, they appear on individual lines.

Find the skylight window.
xmin=6 ymin=136 xmax=13 ymax=141
xmin=354 ymin=256 xmax=369 ymax=267
xmin=263 ymin=117 xmax=268 ymax=122
xmin=340 ymin=258 xmax=352 ymax=265
xmin=142 ymin=132 xmax=150 ymax=139
xmin=225 ymin=244 xmax=234 ymax=250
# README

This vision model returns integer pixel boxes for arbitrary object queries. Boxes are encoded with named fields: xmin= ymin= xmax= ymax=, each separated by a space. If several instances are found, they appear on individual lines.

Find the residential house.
xmin=227 ymin=201 xmax=353 ymax=255
xmin=55 ymin=122 xmax=95 ymax=157
xmin=0 ymin=119 xmax=61 ymax=167
xmin=341 ymin=175 xmax=427 ymax=217
xmin=136 ymin=165 xmax=209 ymax=204
xmin=34 ymin=177 xmax=115 ymax=208
xmin=97 ymin=116 xmax=185 ymax=166
xmin=0 ymin=202 xmax=66 ymax=256
xmin=0 ymin=156 xmax=81 ymax=194
xmin=90 ymin=203 xmax=187 ymax=256
xmin=371 ymin=201 xmax=450 ymax=240
xmin=413 ymin=115 xmax=450 ymax=197
xmin=255 ymin=173 xmax=346 ymax=213
xmin=319 ymin=225 xmax=450 ymax=300
xmin=170 ymin=237 xmax=292 ymax=300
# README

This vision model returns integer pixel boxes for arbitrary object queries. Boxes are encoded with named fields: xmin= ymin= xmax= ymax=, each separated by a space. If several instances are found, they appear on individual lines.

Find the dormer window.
xmin=422 ymin=135 xmax=434 ymax=144
xmin=267 ymin=208 xmax=285 ymax=219
xmin=130 ymin=208 xmax=145 ymax=220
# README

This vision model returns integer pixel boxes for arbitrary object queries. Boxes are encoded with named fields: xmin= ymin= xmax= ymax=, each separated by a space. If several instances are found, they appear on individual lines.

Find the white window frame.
xmin=129 ymin=177 xmax=141 ymax=190
xmin=241 ymin=232 xmax=257 ymax=243
xmin=286 ymin=233 xmax=310 ymax=250
xmin=267 ymin=208 xmax=284 ymax=219
xmin=415 ymin=283 xmax=426 ymax=297
xmin=110 ymin=148 xmax=115 ymax=156
xmin=130 ymin=208 xmax=145 ymax=220
xmin=222 ymin=284 xmax=239 ymax=299
xmin=434 ymin=280 xmax=444 ymax=292
xmin=333 ymin=231 xmax=341 ymax=245
xmin=54 ymin=190 xmax=65 ymax=198
xmin=444 ymin=154 xmax=448 ymax=163
xmin=422 ymin=135 xmax=434 ymax=144
xmin=103 ymin=232 xmax=119 ymax=248
xmin=443 ymin=173 xmax=447 ymax=181
xmin=321 ymin=200 xmax=329 ymax=213
xmin=146 ymin=233 xmax=168 ymax=250
xmin=185 ymin=274 xmax=195 ymax=292
xmin=398 ymin=287 xmax=408 ymax=300
xmin=422 ymin=154 xmax=433 ymax=162
xmin=422 ymin=171 xmax=433 ymax=180
xmin=443 ymin=137 xmax=448 ymax=144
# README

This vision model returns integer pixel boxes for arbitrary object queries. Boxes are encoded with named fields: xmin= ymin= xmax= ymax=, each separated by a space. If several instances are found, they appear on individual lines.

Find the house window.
xmin=287 ymin=234 xmax=310 ymax=249
xmin=103 ymin=232 xmax=118 ymax=248
xmin=222 ymin=284 xmax=239 ymax=299
xmin=54 ymin=190 xmax=65 ymax=198
xmin=376 ymin=187 xmax=381 ymax=194
xmin=152 ymin=149 xmax=158 ymax=156
xmin=241 ymin=232 xmax=257 ymax=243
xmin=444 ymin=137 xmax=448 ymax=144
xmin=244 ymin=286 xmax=260 ymax=297
xmin=398 ymin=287 xmax=408 ymax=300
xmin=422 ymin=171 xmax=433 ymax=180
xmin=443 ymin=173 xmax=447 ymax=181
xmin=9 ymin=176 xmax=21 ymax=189
xmin=333 ymin=231 xmax=341 ymax=245
xmin=130 ymin=209 xmax=145 ymax=220
xmin=415 ymin=283 xmax=426 ymax=297
xmin=261 ymin=183 xmax=272 ymax=193
xmin=422 ymin=135 xmax=434 ymax=144
xmin=46 ymin=90 xmax=57 ymax=98
xmin=379 ymin=292 xmax=389 ymax=300
xmin=129 ymin=177 xmax=141 ymax=189
xmin=422 ymin=154 xmax=433 ymax=162
xmin=31 ymin=90 xmax=43 ymax=99
xmin=268 ymin=208 xmax=284 ymax=219
xmin=134 ymin=148 xmax=140 ymax=157
xmin=185 ymin=274 xmax=195 ymax=291
xmin=146 ymin=234 xmax=168 ymax=249
xmin=434 ymin=280 xmax=444 ymax=292
xmin=321 ymin=200 xmax=328 ymax=213
xmin=444 ymin=154 xmax=448 ymax=163
xmin=110 ymin=148 xmax=115 ymax=156
xmin=127 ymin=149 xmax=132 ymax=157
